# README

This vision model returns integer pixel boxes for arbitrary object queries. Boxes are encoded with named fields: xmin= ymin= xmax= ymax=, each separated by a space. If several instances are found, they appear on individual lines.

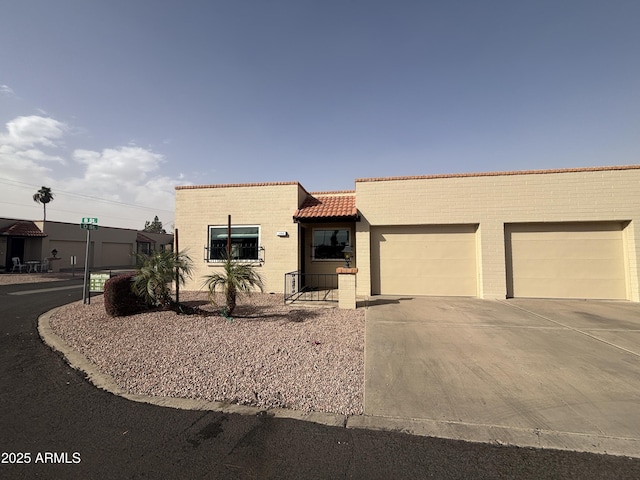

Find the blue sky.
xmin=1 ymin=1 xmax=639 ymax=229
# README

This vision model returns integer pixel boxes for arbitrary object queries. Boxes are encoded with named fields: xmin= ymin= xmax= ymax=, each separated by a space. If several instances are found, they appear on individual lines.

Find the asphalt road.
xmin=1 ymin=279 xmax=639 ymax=479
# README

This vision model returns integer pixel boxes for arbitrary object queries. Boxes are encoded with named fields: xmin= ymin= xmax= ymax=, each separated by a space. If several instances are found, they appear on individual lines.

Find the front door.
xmin=7 ymin=237 xmax=25 ymax=267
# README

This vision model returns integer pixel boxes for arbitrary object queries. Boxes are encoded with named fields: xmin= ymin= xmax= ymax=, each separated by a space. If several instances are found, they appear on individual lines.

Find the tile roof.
xmin=0 ymin=221 xmax=47 ymax=237
xmin=136 ymin=232 xmax=157 ymax=243
xmin=293 ymin=195 xmax=359 ymax=221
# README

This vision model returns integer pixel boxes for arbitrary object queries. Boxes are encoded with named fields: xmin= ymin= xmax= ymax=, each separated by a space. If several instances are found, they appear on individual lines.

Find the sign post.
xmin=81 ymin=218 xmax=98 ymax=304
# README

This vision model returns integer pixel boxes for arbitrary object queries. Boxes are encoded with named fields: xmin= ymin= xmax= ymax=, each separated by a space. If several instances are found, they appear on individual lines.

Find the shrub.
xmin=202 ymin=256 xmax=264 ymax=316
xmin=132 ymin=250 xmax=193 ymax=308
xmin=104 ymin=273 xmax=149 ymax=317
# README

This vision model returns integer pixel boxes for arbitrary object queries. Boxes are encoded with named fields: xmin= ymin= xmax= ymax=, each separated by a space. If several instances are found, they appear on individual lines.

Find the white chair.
xmin=39 ymin=258 xmax=50 ymax=273
xmin=11 ymin=257 xmax=25 ymax=273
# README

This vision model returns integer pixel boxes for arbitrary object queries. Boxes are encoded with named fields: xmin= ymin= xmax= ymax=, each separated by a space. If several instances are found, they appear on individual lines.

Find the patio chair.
xmin=11 ymin=257 xmax=25 ymax=273
xmin=39 ymin=258 xmax=50 ymax=273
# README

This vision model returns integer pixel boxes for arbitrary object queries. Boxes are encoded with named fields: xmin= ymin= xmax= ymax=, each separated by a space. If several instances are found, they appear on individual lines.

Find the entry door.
xmin=8 ymin=237 xmax=25 ymax=263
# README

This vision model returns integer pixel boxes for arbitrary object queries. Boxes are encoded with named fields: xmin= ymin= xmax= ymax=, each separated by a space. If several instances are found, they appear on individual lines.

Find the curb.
xmin=38 ymin=307 xmax=640 ymax=459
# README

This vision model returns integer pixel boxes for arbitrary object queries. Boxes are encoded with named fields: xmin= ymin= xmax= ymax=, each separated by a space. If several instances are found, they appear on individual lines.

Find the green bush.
xmin=132 ymin=250 xmax=193 ymax=308
xmin=104 ymin=273 xmax=149 ymax=317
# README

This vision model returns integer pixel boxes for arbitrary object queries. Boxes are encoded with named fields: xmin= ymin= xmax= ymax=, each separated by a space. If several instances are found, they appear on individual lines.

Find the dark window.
xmin=313 ymin=229 xmax=349 ymax=260
xmin=137 ymin=242 xmax=151 ymax=255
xmin=208 ymin=225 xmax=260 ymax=261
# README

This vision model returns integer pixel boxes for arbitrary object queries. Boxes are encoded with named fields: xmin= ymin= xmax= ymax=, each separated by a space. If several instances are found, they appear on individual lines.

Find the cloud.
xmin=0 ymin=113 xmax=181 ymax=229
xmin=0 ymin=84 xmax=16 ymax=97
xmin=62 ymin=146 xmax=180 ymax=228
xmin=0 ymin=115 xmax=68 ymax=182
xmin=3 ymin=115 xmax=67 ymax=148
xmin=70 ymin=146 xmax=179 ymax=208
xmin=73 ymin=146 xmax=165 ymax=184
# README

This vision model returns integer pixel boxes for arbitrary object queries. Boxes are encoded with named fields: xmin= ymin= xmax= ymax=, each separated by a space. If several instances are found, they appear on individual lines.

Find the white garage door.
xmin=505 ymin=222 xmax=627 ymax=299
xmin=371 ymin=225 xmax=478 ymax=296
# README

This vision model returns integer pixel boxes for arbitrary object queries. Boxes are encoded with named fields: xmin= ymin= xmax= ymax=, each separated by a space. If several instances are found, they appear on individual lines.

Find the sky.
xmin=1 ymin=1 xmax=639 ymax=229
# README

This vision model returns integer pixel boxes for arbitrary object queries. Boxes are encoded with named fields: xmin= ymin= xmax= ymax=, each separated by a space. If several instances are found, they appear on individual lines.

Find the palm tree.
xmin=33 ymin=186 xmax=54 ymax=222
xmin=202 ymin=256 xmax=264 ymax=316
xmin=132 ymin=249 xmax=193 ymax=308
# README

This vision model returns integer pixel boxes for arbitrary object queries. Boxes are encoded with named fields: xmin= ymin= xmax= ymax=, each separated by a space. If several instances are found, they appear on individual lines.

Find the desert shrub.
xmin=104 ymin=273 xmax=149 ymax=317
xmin=132 ymin=250 xmax=193 ymax=308
xmin=202 ymin=256 xmax=264 ymax=316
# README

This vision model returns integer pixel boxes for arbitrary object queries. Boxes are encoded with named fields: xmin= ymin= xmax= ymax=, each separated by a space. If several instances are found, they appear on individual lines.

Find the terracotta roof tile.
xmin=294 ymin=195 xmax=358 ymax=220
xmin=0 ymin=221 xmax=47 ymax=237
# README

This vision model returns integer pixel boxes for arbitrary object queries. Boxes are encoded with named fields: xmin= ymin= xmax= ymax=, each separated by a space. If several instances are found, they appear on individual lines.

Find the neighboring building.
xmin=0 ymin=218 xmax=173 ymax=272
xmin=175 ymin=165 xmax=640 ymax=302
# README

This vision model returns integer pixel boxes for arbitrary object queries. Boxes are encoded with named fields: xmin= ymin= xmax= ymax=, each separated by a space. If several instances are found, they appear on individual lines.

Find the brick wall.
xmin=355 ymin=166 xmax=640 ymax=300
xmin=175 ymin=183 xmax=304 ymax=292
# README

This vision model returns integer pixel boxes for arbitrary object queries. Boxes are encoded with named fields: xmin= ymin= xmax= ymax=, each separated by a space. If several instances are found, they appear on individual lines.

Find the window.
xmin=312 ymin=229 xmax=350 ymax=260
xmin=137 ymin=242 xmax=151 ymax=255
xmin=208 ymin=225 xmax=260 ymax=261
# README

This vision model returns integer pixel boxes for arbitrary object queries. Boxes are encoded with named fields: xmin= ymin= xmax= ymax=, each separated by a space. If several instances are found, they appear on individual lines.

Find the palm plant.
xmin=132 ymin=249 xmax=193 ymax=307
xmin=33 ymin=186 xmax=54 ymax=222
xmin=202 ymin=256 xmax=264 ymax=316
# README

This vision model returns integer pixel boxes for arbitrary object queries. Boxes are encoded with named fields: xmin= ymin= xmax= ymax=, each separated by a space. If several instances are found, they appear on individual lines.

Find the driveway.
xmin=364 ymin=296 xmax=640 ymax=457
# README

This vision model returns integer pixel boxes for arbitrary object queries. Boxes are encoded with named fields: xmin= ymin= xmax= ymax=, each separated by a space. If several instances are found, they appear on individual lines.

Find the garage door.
xmin=371 ymin=225 xmax=478 ymax=296
xmin=505 ymin=222 xmax=627 ymax=299
xmin=101 ymin=242 xmax=134 ymax=267
xmin=50 ymin=240 xmax=92 ymax=268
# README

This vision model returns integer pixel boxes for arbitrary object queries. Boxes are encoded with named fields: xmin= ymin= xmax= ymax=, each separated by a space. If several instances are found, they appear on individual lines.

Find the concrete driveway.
xmin=364 ymin=296 xmax=640 ymax=457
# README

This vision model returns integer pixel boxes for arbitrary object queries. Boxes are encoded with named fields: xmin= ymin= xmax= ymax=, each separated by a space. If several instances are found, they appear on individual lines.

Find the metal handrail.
xmin=284 ymin=271 xmax=338 ymax=304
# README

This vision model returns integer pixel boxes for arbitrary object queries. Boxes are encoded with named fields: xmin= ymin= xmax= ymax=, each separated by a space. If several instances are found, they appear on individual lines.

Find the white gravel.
xmin=48 ymin=292 xmax=365 ymax=416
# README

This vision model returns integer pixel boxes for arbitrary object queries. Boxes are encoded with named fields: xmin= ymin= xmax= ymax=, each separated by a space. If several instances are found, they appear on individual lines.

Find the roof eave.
xmin=293 ymin=214 xmax=361 ymax=223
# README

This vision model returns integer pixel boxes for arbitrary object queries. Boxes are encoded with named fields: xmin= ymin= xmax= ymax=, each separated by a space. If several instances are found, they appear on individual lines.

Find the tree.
xmin=132 ymin=249 xmax=193 ymax=308
xmin=143 ymin=216 xmax=166 ymax=234
xmin=33 ymin=186 xmax=54 ymax=222
xmin=202 ymin=256 xmax=264 ymax=316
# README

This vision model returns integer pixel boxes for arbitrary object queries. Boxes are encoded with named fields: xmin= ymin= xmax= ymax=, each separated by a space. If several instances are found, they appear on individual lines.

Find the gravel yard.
xmin=48 ymin=292 xmax=365 ymax=416
xmin=0 ymin=273 xmax=77 ymax=285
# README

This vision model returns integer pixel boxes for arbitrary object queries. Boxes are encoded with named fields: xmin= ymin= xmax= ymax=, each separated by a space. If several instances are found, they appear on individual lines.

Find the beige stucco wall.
xmin=355 ymin=166 xmax=640 ymax=301
xmin=36 ymin=221 xmax=172 ymax=271
xmin=175 ymin=183 xmax=304 ymax=292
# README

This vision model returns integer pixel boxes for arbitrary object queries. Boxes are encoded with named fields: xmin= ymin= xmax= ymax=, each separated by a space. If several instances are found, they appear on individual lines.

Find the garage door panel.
xmin=512 ymin=239 xmax=623 ymax=259
xmin=515 ymin=278 xmax=627 ymax=299
xmin=515 ymin=259 xmax=625 ymax=278
xmin=506 ymin=222 xmax=627 ymax=300
xmin=372 ymin=225 xmax=477 ymax=296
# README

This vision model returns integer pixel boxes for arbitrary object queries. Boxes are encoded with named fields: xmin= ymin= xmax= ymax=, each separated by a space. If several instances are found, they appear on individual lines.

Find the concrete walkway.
xmin=364 ymin=296 xmax=640 ymax=458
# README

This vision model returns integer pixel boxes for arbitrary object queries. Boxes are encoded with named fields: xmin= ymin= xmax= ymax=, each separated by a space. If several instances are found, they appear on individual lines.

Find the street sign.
xmin=80 ymin=217 xmax=99 ymax=304
xmin=80 ymin=217 xmax=99 ymax=230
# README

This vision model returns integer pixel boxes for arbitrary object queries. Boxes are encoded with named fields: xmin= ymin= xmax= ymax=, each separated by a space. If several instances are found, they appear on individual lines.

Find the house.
xmin=175 ymin=165 xmax=640 ymax=302
xmin=0 ymin=218 xmax=174 ymax=272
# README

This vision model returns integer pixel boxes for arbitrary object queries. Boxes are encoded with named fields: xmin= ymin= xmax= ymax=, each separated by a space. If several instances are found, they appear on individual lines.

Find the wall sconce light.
xmin=342 ymin=244 xmax=353 ymax=268
xmin=51 ymin=249 xmax=58 ymax=258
